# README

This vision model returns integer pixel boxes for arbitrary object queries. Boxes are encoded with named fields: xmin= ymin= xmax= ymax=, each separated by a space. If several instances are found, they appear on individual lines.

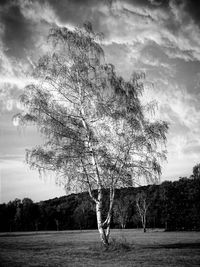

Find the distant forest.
xmin=1 ymin=175 xmax=200 ymax=232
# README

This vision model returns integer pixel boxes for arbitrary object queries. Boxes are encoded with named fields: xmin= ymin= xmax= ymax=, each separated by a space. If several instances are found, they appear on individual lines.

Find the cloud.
xmin=180 ymin=0 xmax=200 ymax=25
xmin=183 ymin=144 xmax=200 ymax=155
xmin=19 ymin=0 xmax=58 ymax=25
xmin=148 ymin=0 xmax=164 ymax=6
xmin=1 ymin=0 xmax=199 ymax=66
xmin=0 ymin=3 xmax=33 ymax=59
xmin=143 ymin=80 xmax=200 ymax=127
xmin=0 ymin=0 xmax=200 ymax=186
xmin=1 ymin=158 xmax=65 ymax=203
xmin=0 ymin=0 xmax=54 ymax=112
xmin=93 ymin=0 xmax=200 ymax=63
xmin=140 ymin=74 xmax=200 ymax=180
xmin=1 ymin=0 xmax=200 ymax=64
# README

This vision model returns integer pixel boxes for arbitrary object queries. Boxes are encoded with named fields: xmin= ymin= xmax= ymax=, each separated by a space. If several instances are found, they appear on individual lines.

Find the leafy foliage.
xmin=13 ymin=23 xmax=168 ymax=245
xmin=192 ymin=163 xmax=200 ymax=179
xmin=14 ymin=23 xmax=168 ymax=194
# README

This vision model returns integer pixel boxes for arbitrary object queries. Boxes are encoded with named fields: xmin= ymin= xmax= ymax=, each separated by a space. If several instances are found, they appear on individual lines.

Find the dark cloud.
xmin=1 ymin=0 xmax=200 ymax=199
xmin=121 ymin=0 xmax=200 ymax=22
xmin=46 ymin=0 xmax=108 ymax=35
xmin=0 ymin=3 xmax=34 ymax=59
xmin=182 ymin=0 xmax=200 ymax=24
xmin=36 ymin=0 xmax=170 ymax=32
xmin=0 ymin=0 xmax=109 ymax=61
xmin=148 ymin=0 xmax=165 ymax=6
xmin=124 ymin=0 xmax=169 ymax=8
xmin=0 ymin=0 xmax=8 ymax=6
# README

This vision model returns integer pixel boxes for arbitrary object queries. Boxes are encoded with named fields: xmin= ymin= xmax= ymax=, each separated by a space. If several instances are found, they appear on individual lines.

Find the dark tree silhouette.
xmin=113 ymin=194 xmax=133 ymax=229
xmin=0 ymin=176 xmax=200 ymax=232
xmin=192 ymin=163 xmax=200 ymax=179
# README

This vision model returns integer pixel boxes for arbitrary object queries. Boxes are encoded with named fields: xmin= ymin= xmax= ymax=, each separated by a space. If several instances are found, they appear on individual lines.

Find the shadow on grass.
xmin=146 ymin=243 xmax=200 ymax=250
xmin=0 ymin=232 xmax=65 ymax=238
xmin=89 ymin=237 xmax=134 ymax=253
xmin=161 ymin=243 xmax=200 ymax=249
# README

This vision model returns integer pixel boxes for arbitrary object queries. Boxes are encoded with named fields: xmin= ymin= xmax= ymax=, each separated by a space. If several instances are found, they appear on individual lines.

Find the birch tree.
xmin=136 ymin=192 xmax=149 ymax=232
xmin=113 ymin=194 xmax=133 ymax=229
xmin=14 ymin=23 xmax=168 ymax=246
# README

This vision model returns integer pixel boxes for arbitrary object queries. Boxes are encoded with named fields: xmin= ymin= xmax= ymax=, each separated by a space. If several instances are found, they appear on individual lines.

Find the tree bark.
xmin=142 ymin=215 xmax=146 ymax=233
xmin=96 ymin=201 xmax=109 ymax=247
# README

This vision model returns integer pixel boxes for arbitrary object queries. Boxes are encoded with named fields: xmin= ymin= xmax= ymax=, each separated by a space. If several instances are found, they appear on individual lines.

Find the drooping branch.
xmin=15 ymin=23 xmax=168 ymax=246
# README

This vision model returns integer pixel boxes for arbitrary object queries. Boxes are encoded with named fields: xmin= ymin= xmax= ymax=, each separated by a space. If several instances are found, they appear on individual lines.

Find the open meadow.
xmin=0 ymin=229 xmax=200 ymax=266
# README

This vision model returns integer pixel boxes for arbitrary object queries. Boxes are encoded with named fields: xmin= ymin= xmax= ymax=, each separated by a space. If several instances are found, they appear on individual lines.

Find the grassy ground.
xmin=0 ymin=229 xmax=200 ymax=266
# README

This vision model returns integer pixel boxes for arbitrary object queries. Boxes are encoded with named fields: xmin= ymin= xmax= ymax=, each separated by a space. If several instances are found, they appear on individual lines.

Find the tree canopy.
xmin=192 ymin=163 xmax=200 ymax=179
xmin=14 ymin=22 xmax=168 ymax=245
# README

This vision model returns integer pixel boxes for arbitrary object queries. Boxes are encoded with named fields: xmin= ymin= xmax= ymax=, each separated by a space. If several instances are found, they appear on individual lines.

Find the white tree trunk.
xmin=96 ymin=201 xmax=109 ymax=246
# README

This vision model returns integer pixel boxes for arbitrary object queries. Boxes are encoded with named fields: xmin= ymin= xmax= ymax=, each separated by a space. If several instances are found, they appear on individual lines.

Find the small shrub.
xmin=89 ymin=237 xmax=134 ymax=252
xmin=108 ymin=237 xmax=134 ymax=252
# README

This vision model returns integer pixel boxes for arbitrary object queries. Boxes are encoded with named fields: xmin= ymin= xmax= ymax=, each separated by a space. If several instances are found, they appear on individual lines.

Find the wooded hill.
xmin=1 ymin=176 xmax=200 ymax=232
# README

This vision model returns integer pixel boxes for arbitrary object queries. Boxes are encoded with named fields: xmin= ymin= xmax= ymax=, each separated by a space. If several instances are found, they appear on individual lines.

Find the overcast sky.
xmin=1 ymin=0 xmax=200 ymax=203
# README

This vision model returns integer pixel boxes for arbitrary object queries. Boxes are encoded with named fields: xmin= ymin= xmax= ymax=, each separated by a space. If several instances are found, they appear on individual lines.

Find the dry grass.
xmin=0 ymin=229 xmax=200 ymax=266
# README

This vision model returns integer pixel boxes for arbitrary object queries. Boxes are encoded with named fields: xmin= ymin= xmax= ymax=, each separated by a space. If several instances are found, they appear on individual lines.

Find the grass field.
xmin=0 ymin=229 xmax=200 ymax=266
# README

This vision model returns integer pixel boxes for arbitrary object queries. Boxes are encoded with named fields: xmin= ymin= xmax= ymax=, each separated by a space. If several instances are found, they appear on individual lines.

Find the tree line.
xmin=1 ymin=175 xmax=199 ymax=232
